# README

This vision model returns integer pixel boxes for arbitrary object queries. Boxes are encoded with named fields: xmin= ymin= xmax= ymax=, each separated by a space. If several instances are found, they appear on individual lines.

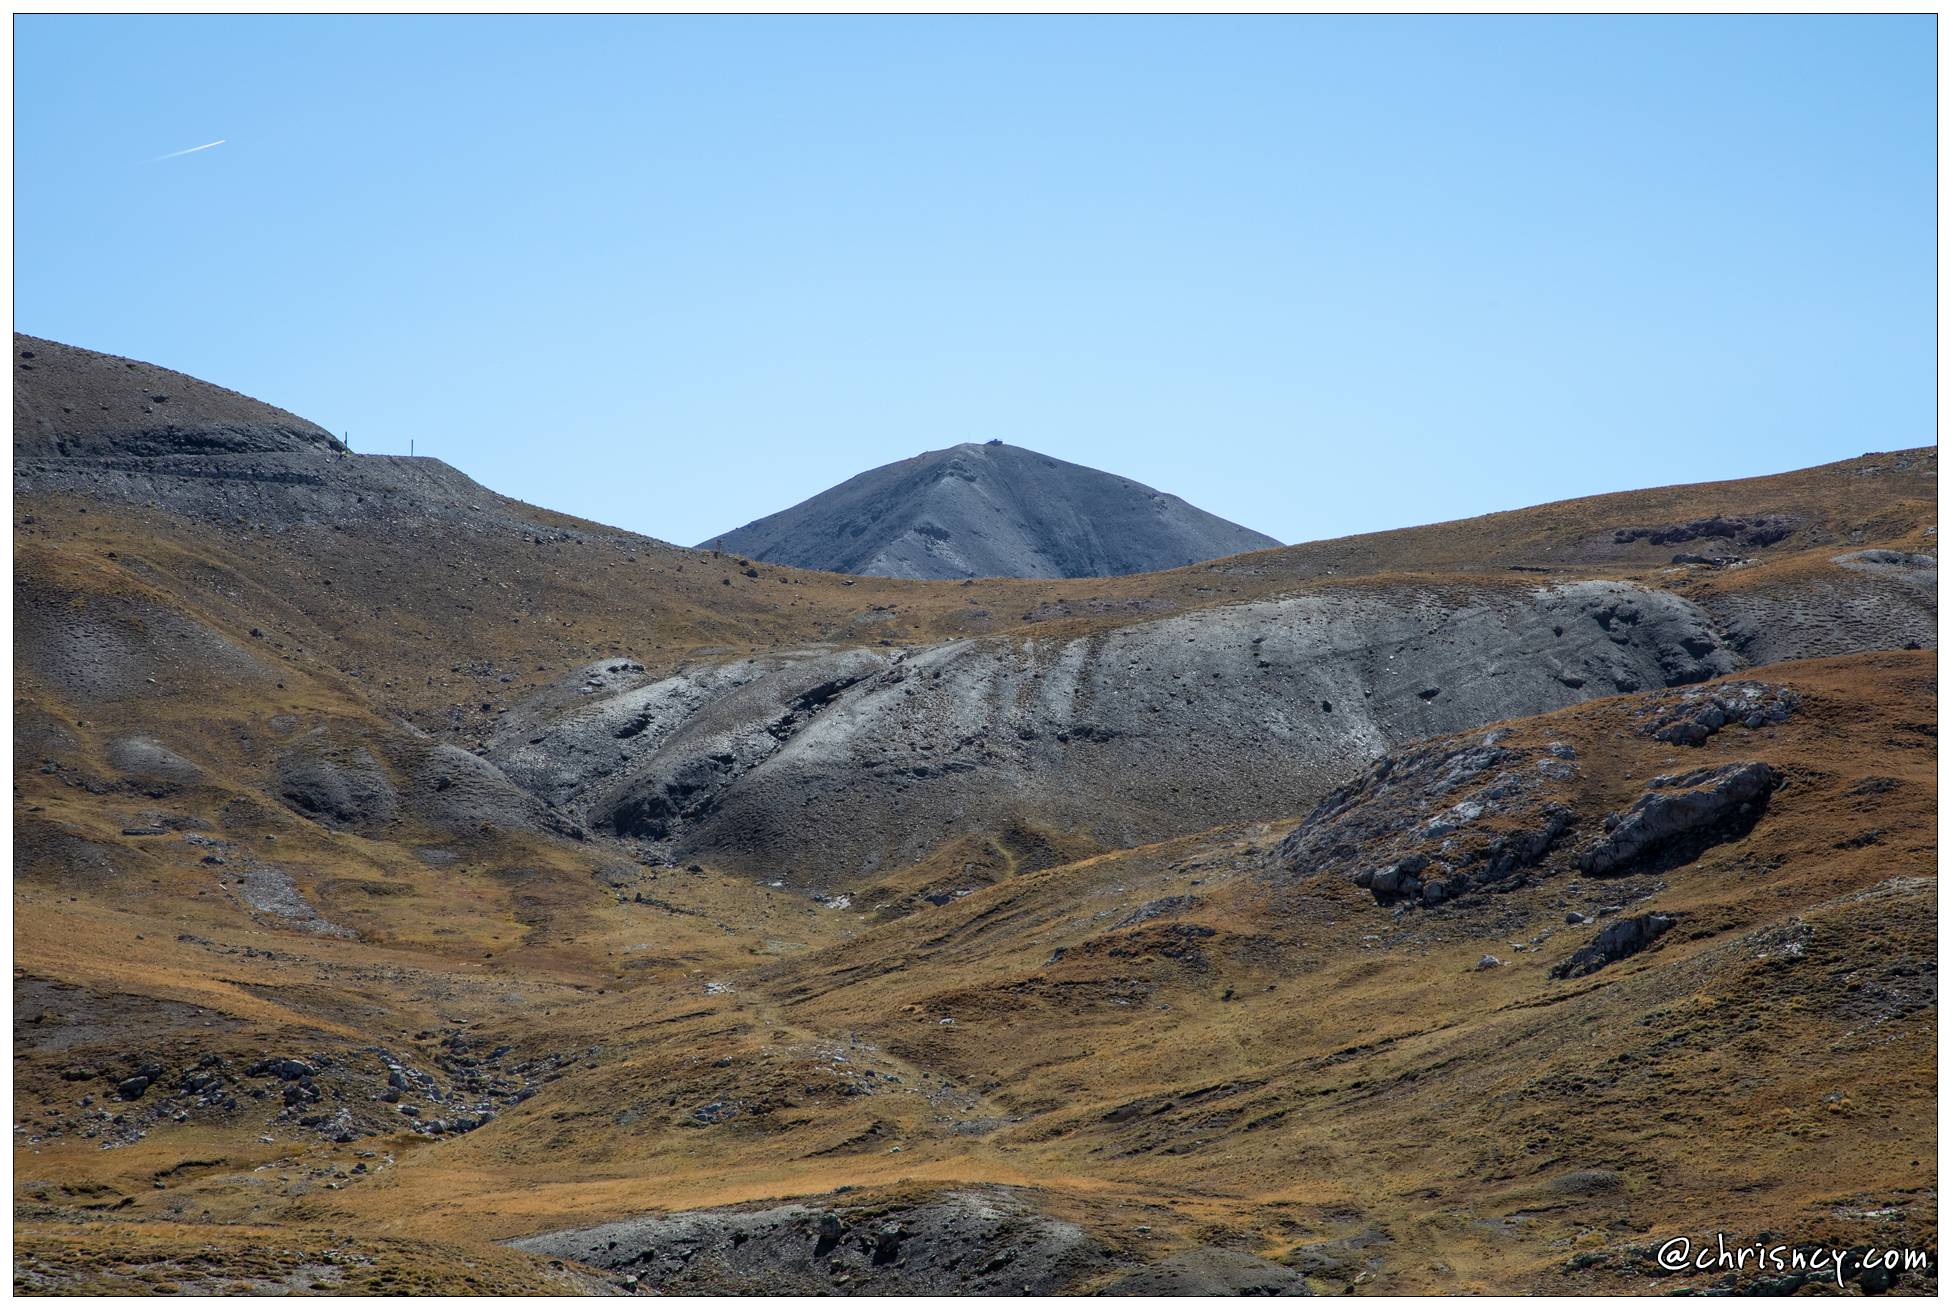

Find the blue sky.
xmin=15 ymin=15 xmax=1936 ymax=548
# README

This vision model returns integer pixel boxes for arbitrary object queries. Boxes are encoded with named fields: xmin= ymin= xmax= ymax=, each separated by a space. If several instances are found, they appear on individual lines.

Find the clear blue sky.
xmin=15 ymin=15 xmax=1936 ymax=549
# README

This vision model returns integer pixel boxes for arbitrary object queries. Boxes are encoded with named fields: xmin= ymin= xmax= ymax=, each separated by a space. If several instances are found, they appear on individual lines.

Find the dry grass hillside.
xmin=12 ymin=336 xmax=1937 ymax=1294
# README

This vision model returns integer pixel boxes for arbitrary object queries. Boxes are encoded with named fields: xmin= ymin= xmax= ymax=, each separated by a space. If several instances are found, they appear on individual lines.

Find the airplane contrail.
xmin=150 ymin=139 xmax=225 ymax=162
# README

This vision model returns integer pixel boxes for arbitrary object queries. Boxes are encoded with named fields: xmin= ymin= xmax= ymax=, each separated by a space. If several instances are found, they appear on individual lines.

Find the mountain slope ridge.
xmin=10 ymin=333 xmax=1939 ymax=1295
xmin=13 ymin=333 xmax=342 ymax=458
xmin=704 ymin=439 xmax=1283 ymax=579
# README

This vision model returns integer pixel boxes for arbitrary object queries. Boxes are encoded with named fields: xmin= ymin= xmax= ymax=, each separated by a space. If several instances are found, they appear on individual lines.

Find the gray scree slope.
xmin=482 ymin=575 xmax=1933 ymax=885
xmin=702 ymin=440 xmax=1283 ymax=579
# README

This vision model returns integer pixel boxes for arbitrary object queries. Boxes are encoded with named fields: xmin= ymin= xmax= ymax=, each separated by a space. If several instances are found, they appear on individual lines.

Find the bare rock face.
xmin=1579 ymin=762 xmax=1781 ymax=877
xmin=14 ymin=585 xmax=276 ymax=705
xmin=1552 ymin=912 xmax=1675 ymax=979
xmin=1700 ymin=569 xmax=1937 ymax=666
xmin=1275 ymin=733 xmax=1578 ymax=908
xmin=487 ymin=581 xmax=1738 ymax=883
xmin=701 ymin=440 xmax=1282 ymax=579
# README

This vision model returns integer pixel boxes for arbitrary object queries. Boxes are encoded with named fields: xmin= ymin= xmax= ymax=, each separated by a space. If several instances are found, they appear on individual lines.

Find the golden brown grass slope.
xmin=17 ymin=636 xmax=1935 ymax=1293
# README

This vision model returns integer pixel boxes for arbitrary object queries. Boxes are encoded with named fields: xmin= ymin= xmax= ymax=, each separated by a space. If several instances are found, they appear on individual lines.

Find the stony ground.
xmin=11 ymin=335 xmax=1938 ymax=1294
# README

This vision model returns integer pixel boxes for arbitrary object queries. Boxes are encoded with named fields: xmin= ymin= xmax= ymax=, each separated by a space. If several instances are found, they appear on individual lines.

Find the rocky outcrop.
xmin=276 ymin=727 xmax=569 ymax=841
xmin=484 ymin=581 xmax=1739 ymax=881
xmin=1612 ymin=515 xmax=1794 ymax=548
xmin=1552 ymin=912 xmax=1675 ymax=979
xmin=1578 ymin=763 xmax=1780 ymax=877
xmin=1635 ymin=682 xmax=1795 ymax=746
xmin=510 ymin=1188 xmax=1110 ymax=1294
xmin=1276 ymin=734 xmax=1579 ymax=908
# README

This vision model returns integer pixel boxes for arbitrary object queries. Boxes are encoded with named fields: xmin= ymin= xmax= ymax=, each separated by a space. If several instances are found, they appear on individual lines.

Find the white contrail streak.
xmin=150 ymin=139 xmax=226 ymax=162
